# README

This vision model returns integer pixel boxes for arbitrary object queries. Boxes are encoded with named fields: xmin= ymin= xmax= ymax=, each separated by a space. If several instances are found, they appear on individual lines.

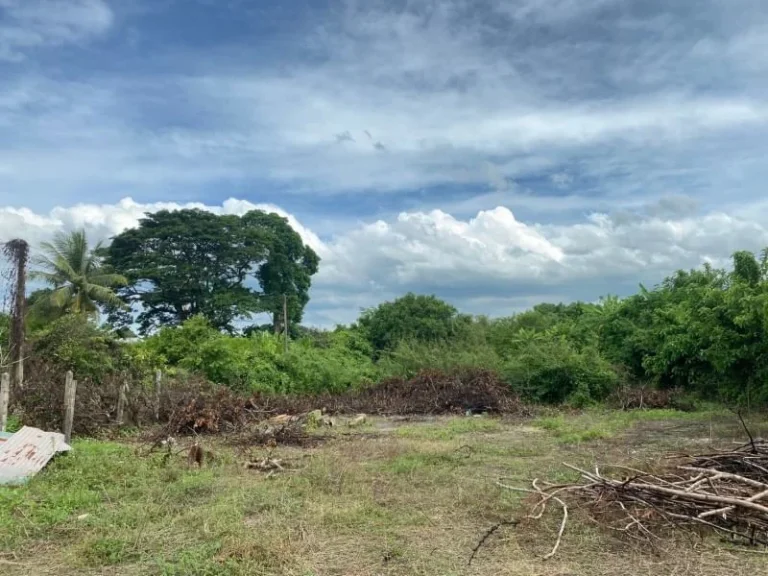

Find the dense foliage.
xmin=104 ymin=209 xmax=319 ymax=334
xmin=138 ymin=316 xmax=376 ymax=394
xmin=357 ymin=292 xmax=469 ymax=356
xmin=11 ymin=214 xmax=768 ymax=409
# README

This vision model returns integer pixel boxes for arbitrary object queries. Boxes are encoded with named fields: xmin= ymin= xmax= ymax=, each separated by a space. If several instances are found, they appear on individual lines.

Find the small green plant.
xmin=80 ymin=536 xmax=137 ymax=566
xmin=4 ymin=414 xmax=22 ymax=433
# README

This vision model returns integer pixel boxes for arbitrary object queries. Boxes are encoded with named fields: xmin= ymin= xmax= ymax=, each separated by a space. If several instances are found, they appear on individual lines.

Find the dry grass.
xmin=1 ymin=409 xmax=767 ymax=575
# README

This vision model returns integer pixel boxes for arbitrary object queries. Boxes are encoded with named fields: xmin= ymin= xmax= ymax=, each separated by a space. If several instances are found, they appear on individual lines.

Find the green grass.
xmin=394 ymin=415 xmax=503 ymax=440
xmin=1 ymin=410 xmax=765 ymax=576
xmin=533 ymin=408 xmax=721 ymax=444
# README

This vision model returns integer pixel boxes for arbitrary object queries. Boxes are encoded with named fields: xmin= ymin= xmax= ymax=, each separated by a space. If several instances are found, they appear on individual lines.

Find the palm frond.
xmin=88 ymin=272 xmax=128 ymax=287
xmin=30 ymin=229 xmax=130 ymax=320
xmin=85 ymin=283 xmax=128 ymax=308
xmin=33 ymin=247 xmax=77 ymax=282
xmin=84 ymin=239 xmax=106 ymax=274
xmin=28 ymin=269 xmax=61 ymax=284
xmin=50 ymin=285 xmax=74 ymax=310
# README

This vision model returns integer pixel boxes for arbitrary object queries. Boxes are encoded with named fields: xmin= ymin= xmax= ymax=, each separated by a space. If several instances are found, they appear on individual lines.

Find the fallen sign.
xmin=0 ymin=426 xmax=72 ymax=485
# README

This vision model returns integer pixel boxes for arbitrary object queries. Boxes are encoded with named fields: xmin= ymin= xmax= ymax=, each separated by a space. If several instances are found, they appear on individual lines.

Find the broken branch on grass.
xmin=468 ymin=519 xmax=519 ymax=565
xmin=492 ymin=432 xmax=768 ymax=560
xmin=737 ymin=410 xmax=757 ymax=454
xmin=543 ymin=495 xmax=568 ymax=560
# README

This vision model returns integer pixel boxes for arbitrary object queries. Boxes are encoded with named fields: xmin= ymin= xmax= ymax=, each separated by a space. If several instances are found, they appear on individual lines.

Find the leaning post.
xmin=63 ymin=371 xmax=77 ymax=444
xmin=0 ymin=372 xmax=10 ymax=432
xmin=154 ymin=370 xmax=162 ymax=421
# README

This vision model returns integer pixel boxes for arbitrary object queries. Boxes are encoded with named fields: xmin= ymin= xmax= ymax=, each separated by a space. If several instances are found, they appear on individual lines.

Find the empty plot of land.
xmin=1 ymin=410 xmax=766 ymax=576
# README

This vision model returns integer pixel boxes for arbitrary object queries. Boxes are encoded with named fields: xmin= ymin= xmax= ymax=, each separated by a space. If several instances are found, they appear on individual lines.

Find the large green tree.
xmin=105 ymin=209 xmax=319 ymax=334
xmin=243 ymin=211 xmax=320 ymax=333
xmin=30 ymin=229 xmax=127 ymax=320
xmin=357 ymin=293 xmax=466 ymax=355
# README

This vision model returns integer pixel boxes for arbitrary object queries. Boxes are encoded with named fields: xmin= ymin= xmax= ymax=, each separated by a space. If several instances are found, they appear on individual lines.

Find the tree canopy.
xmin=104 ymin=209 xmax=319 ymax=334
xmin=357 ymin=292 xmax=467 ymax=354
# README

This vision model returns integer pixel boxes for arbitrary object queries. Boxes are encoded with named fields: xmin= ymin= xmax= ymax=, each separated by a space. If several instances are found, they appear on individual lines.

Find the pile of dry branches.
xmin=609 ymin=384 xmax=689 ymax=411
xmin=158 ymin=368 xmax=528 ymax=438
xmin=330 ymin=368 xmax=527 ymax=416
xmin=495 ymin=438 xmax=768 ymax=560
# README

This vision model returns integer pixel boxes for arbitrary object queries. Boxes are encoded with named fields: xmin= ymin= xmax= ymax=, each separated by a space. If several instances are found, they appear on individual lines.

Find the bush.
xmin=139 ymin=316 xmax=219 ymax=368
xmin=283 ymin=335 xmax=377 ymax=394
xmin=501 ymin=340 xmax=619 ymax=404
xmin=358 ymin=293 xmax=469 ymax=355
xmin=31 ymin=315 xmax=128 ymax=381
xmin=377 ymin=339 xmax=503 ymax=380
xmin=195 ymin=334 xmax=289 ymax=393
xmin=141 ymin=318 xmax=378 ymax=394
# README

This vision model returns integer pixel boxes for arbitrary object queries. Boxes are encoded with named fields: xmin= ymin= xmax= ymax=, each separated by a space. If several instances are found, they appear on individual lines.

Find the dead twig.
xmin=468 ymin=519 xmax=519 ymax=565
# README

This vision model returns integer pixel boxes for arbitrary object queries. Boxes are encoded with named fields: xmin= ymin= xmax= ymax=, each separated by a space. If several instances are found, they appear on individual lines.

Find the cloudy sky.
xmin=2 ymin=0 xmax=768 ymax=326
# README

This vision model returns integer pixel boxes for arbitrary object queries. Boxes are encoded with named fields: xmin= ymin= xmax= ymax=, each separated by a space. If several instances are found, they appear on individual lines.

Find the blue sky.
xmin=2 ymin=0 xmax=768 ymax=326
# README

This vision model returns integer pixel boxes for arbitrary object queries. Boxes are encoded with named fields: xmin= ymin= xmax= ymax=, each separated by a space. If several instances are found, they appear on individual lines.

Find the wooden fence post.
xmin=116 ymin=382 xmax=128 ymax=426
xmin=154 ymin=370 xmax=162 ymax=421
xmin=283 ymin=294 xmax=289 ymax=353
xmin=63 ymin=371 xmax=76 ymax=444
xmin=0 ymin=372 xmax=9 ymax=432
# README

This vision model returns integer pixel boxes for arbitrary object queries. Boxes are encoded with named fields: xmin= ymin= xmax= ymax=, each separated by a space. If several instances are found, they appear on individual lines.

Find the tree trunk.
xmin=3 ymin=239 xmax=28 ymax=392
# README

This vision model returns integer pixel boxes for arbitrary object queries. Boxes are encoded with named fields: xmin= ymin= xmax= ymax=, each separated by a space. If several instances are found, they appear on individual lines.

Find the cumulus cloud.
xmin=3 ymin=197 xmax=767 ymax=326
xmin=0 ymin=197 xmax=325 ymax=256
xmin=0 ymin=0 xmax=113 ymax=62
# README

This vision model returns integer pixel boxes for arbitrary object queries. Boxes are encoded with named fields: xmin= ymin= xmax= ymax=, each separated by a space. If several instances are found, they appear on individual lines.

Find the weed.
xmin=79 ymin=536 xmax=138 ymax=566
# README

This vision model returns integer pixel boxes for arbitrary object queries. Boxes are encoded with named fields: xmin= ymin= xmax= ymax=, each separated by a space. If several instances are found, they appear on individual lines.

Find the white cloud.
xmin=3 ymin=197 xmax=767 ymax=326
xmin=0 ymin=197 xmax=325 ymax=256
xmin=0 ymin=0 xmax=113 ymax=62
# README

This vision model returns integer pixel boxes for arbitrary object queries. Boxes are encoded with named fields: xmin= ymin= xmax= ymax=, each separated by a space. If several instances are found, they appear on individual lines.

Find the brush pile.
xmin=250 ymin=368 xmax=524 ymax=416
xmin=498 ymin=437 xmax=768 ymax=559
xmin=158 ymin=368 xmax=526 ymax=438
xmin=609 ymin=384 xmax=691 ymax=411
xmin=343 ymin=368 xmax=524 ymax=416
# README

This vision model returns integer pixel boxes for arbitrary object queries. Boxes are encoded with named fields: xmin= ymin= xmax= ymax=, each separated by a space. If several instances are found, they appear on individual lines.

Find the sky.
xmin=2 ymin=0 xmax=768 ymax=326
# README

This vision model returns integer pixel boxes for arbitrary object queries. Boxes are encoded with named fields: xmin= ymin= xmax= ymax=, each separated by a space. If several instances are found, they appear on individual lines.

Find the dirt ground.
xmin=1 ymin=410 xmax=767 ymax=575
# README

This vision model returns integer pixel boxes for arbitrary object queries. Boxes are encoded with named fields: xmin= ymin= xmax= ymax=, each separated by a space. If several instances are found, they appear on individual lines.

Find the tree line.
xmin=6 ymin=208 xmax=768 ymax=406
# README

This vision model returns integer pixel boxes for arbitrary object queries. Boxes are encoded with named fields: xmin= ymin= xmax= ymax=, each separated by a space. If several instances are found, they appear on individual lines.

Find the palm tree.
xmin=31 ymin=229 xmax=128 ymax=318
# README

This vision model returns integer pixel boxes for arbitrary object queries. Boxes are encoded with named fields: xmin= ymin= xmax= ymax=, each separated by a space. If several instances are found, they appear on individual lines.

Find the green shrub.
xmin=377 ymin=339 xmax=502 ymax=380
xmin=31 ymin=315 xmax=133 ymax=381
xmin=501 ymin=340 xmax=619 ymax=404
xmin=140 ymin=316 xmax=219 ymax=368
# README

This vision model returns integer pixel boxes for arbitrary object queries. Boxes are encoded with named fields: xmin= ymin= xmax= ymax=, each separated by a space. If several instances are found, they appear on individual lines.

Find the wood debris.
xmin=487 ymin=438 xmax=768 ymax=561
xmin=245 ymin=456 xmax=284 ymax=472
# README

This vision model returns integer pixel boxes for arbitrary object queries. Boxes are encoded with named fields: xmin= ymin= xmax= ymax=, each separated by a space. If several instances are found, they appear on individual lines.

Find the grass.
xmin=394 ymin=415 xmax=503 ymax=440
xmin=532 ymin=407 xmax=724 ymax=444
xmin=1 ymin=410 xmax=766 ymax=575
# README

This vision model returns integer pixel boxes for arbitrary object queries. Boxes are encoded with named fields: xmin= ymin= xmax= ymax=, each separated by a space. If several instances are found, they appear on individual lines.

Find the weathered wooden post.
xmin=0 ymin=372 xmax=9 ymax=432
xmin=116 ymin=382 xmax=128 ymax=426
xmin=63 ymin=371 xmax=77 ymax=444
xmin=154 ymin=370 xmax=162 ymax=421
xmin=283 ymin=294 xmax=289 ymax=353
